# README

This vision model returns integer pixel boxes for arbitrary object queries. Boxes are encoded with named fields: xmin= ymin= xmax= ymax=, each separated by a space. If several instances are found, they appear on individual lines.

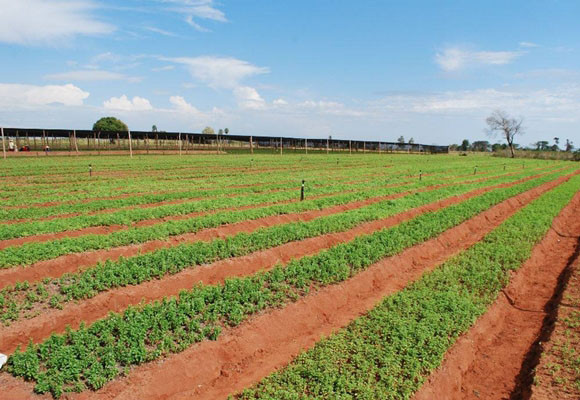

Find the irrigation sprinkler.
xmin=89 ymin=164 xmax=92 ymax=177
xmin=300 ymin=180 xmax=305 ymax=201
xmin=419 ymin=170 xmax=422 ymax=181
xmin=474 ymin=165 xmax=477 ymax=175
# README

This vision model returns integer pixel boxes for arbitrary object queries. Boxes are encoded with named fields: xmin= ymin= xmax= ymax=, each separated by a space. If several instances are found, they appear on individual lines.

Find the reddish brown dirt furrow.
xmin=0 ymin=172 xmax=568 ymax=400
xmin=0 ymin=170 xmax=558 ymax=289
xmin=0 ymin=178 xmax=519 ymax=354
xmin=0 ymin=178 xmax=358 ymax=223
xmin=0 ymin=183 xmax=446 ymax=288
xmin=58 ymin=169 xmax=578 ymax=400
xmin=413 ymin=190 xmax=580 ymax=400
xmin=531 ymin=257 xmax=580 ymax=400
xmin=0 ymin=178 xmax=531 ymax=293
xmin=0 ymin=187 xmax=350 ymax=250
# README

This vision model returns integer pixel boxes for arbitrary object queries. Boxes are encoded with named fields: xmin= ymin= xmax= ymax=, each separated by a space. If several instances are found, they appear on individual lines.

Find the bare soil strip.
xmin=413 ymin=190 xmax=580 ymax=400
xmin=0 ymin=188 xmax=344 ymax=250
xmin=0 ymin=177 xmax=523 ymax=353
xmin=24 ymin=174 xmax=570 ymax=400
xmin=531 ymin=257 xmax=580 ymax=400
xmin=0 ymin=170 xmax=555 ymax=286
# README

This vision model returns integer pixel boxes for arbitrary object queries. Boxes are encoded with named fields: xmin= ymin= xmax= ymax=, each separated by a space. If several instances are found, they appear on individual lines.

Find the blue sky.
xmin=1 ymin=0 xmax=580 ymax=147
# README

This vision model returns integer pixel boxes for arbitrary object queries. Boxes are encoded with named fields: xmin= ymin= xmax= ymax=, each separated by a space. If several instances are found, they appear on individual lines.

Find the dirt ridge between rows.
xmin=57 ymin=168 xmax=578 ymax=400
xmin=0 ymin=187 xmax=352 ymax=250
xmin=412 ymin=187 xmax=580 ymax=400
xmin=0 ymin=175 xmax=531 ymax=354
xmin=0 ymin=170 xmax=556 ymax=290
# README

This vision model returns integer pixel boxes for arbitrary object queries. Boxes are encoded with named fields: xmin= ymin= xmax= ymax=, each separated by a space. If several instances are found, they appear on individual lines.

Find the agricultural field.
xmin=0 ymin=152 xmax=578 ymax=399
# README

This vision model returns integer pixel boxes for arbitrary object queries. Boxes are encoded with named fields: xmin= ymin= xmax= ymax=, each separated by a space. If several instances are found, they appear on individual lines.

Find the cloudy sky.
xmin=1 ymin=0 xmax=580 ymax=146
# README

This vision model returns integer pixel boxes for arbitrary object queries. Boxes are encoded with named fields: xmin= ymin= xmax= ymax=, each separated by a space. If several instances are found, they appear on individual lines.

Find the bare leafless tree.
xmin=485 ymin=110 xmax=523 ymax=158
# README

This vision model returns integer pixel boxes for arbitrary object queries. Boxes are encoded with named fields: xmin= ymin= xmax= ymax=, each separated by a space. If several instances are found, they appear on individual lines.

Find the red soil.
xmin=0 ymin=172 xmax=542 ymax=289
xmin=413 ymin=189 xmax=580 ymax=400
xmin=0 ymin=184 xmax=352 ymax=248
xmin=0 ymin=177 xmax=518 ymax=354
xmin=63 ymin=167 xmax=577 ymax=400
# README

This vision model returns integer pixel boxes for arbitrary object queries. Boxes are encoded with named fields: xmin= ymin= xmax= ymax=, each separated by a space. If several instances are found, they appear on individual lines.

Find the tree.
xmin=535 ymin=141 xmax=549 ymax=151
xmin=152 ymin=125 xmax=158 ymax=132
xmin=565 ymin=139 xmax=574 ymax=152
xmin=224 ymin=128 xmax=229 ymax=134
xmin=397 ymin=135 xmax=405 ymax=144
xmin=460 ymin=139 xmax=470 ymax=151
xmin=93 ymin=117 xmax=128 ymax=132
xmin=218 ymin=129 xmax=224 ymax=135
xmin=408 ymin=137 xmax=415 ymax=144
xmin=485 ymin=110 xmax=523 ymax=158
xmin=202 ymin=126 xmax=215 ymax=135
xmin=472 ymin=140 xmax=490 ymax=152
xmin=449 ymin=144 xmax=459 ymax=151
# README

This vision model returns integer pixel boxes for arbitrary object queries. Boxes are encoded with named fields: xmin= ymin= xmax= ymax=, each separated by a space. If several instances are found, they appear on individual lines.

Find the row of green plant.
xmin=235 ymin=172 xmax=580 ymax=400
xmin=1 ymin=174 xmax=363 ymax=221
xmin=0 ymin=163 xmax=393 ymax=214
xmin=0 ymin=158 xmax=399 ymax=204
xmin=5 ymin=173 xmax=571 ymax=398
xmin=0 ymin=176 xmax=409 ymax=238
xmin=1 ymin=155 xmax=541 ymax=205
xmin=0 ymin=167 xmax=564 ymax=268
xmin=0 ymin=176 xmax=535 ymax=323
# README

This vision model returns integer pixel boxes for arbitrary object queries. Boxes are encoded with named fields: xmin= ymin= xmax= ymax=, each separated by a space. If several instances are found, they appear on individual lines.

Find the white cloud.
xmin=185 ymin=15 xmax=211 ymax=32
xmin=166 ymin=56 xmax=269 ymax=89
xmin=103 ymin=95 xmax=153 ymax=111
xmin=519 ymin=41 xmax=539 ymax=48
xmin=152 ymin=65 xmax=176 ymax=72
xmin=145 ymin=26 xmax=178 ymax=37
xmin=162 ymin=0 xmax=227 ymax=31
xmin=273 ymin=98 xmax=288 ymax=106
xmin=373 ymin=85 xmax=580 ymax=117
xmin=435 ymin=47 xmax=523 ymax=72
xmin=297 ymin=100 xmax=366 ymax=117
xmin=44 ymin=70 xmax=141 ymax=82
xmin=234 ymin=86 xmax=266 ymax=110
xmin=0 ymin=83 xmax=89 ymax=109
xmin=169 ymin=95 xmax=202 ymax=114
xmin=0 ymin=0 xmax=113 ymax=45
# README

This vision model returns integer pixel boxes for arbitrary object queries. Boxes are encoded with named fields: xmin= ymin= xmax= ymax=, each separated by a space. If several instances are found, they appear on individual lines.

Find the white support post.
xmin=1 ymin=127 xmax=6 ymax=159
xmin=128 ymin=130 xmax=133 ymax=158
xmin=305 ymin=138 xmax=308 ymax=154
xmin=73 ymin=130 xmax=79 ymax=154
xmin=178 ymin=132 xmax=182 ymax=156
xmin=280 ymin=137 xmax=283 ymax=155
xmin=250 ymin=135 xmax=254 ymax=154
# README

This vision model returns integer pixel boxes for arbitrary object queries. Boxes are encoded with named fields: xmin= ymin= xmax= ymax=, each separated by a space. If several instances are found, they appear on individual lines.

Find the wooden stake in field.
xmin=1 ymin=127 xmax=6 ymax=159
xmin=73 ymin=130 xmax=79 ymax=154
xmin=128 ymin=130 xmax=133 ymax=158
